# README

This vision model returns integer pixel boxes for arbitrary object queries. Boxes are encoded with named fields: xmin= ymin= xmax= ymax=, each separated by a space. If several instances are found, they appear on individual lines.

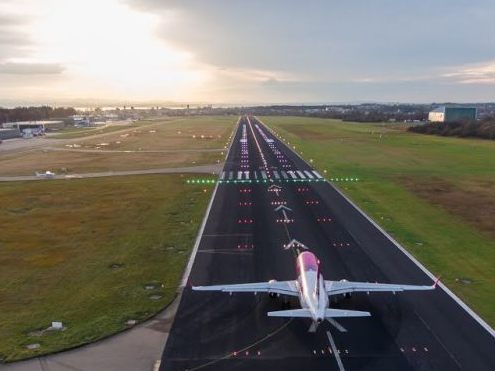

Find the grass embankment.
xmin=0 ymin=116 xmax=235 ymax=176
xmin=0 ymin=175 xmax=212 ymax=362
xmin=260 ymin=116 xmax=495 ymax=326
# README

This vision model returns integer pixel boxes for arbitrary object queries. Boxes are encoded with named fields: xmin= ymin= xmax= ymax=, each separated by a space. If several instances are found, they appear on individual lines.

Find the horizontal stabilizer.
xmin=325 ymin=308 xmax=371 ymax=318
xmin=267 ymin=308 xmax=371 ymax=319
xmin=267 ymin=309 xmax=312 ymax=318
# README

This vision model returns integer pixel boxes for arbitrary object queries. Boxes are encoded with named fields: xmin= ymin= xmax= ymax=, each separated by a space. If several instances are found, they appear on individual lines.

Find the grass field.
xmin=0 ymin=149 xmax=222 ymax=176
xmin=0 ymin=175 xmax=212 ymax=362
xmin=55 ymin=116 xmax=234 ymax=150
xmin=0 ymin=116 xmax=235 ymax=176
xmin=260 ymin=116 xmax=495 ymax=326
xmin=50 ymin=122 xmax=139 ymax=139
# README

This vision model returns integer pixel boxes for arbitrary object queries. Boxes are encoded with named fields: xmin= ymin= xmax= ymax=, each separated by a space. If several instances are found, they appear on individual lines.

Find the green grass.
xmin=260 ymin=116 xmax=495 ymax=326
xmin=0 ymin=174 xmax=213 ymax=362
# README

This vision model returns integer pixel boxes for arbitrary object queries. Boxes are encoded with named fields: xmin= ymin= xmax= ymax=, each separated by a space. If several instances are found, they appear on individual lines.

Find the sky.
xmin=0 ymin=0 xmax=494 ymax=106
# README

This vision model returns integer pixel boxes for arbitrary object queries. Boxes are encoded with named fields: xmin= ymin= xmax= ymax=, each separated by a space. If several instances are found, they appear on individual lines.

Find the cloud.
xmin=214 ymin=66 xmax=299 ymax=83
xmin=442 ymin=60 xmax=495 ymax=84
xmin=0 ymin=62 xmax=64 ymax=75
xmin=127 ymin=1 xmax=495 ymax=77
xmin=0 ymin=12 xmax=34 ymax=60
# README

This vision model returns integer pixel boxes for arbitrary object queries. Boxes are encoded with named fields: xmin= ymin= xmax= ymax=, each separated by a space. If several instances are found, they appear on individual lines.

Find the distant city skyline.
xmin=1 ymin=0 xmax=494 ymax=106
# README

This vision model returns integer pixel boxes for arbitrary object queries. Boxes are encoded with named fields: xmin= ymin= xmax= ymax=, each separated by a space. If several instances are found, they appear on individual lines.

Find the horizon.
xmin=2 ymin=100 xmax=495 ymax=110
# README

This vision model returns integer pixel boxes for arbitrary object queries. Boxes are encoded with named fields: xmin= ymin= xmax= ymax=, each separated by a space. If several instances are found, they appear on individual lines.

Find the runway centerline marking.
xmin=326 ymin=330 xmax=346 ymax=371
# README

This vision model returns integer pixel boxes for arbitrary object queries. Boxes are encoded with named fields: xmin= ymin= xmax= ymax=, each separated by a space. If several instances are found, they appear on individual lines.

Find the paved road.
xmin=160 ymin=116 xmax=495 ymax=370
xmin=0 ymin=164 xmax=222 ymax=182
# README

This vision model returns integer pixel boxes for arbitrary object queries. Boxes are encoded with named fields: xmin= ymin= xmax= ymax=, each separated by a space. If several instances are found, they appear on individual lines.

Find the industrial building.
xmin=2 ymin=120 xmax=64 ymax=131
xmin=0 ymin=128 xmax=21 ymax=140
xmin=428 ymin=106 xmax=477 ymax=122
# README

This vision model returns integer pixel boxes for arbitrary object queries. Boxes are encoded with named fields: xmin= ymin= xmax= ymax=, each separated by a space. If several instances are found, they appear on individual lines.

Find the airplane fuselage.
xmin=296 ymin=251 xmax=329 ymax=323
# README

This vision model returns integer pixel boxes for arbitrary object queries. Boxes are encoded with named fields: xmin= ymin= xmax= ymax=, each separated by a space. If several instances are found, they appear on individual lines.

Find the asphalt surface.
xmin=160 ymin=116 xmax=495 ymax=371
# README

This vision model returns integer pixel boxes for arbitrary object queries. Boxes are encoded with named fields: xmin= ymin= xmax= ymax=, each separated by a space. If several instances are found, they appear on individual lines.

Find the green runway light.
xmin=187 ymin=175 xmax=359 ymax=186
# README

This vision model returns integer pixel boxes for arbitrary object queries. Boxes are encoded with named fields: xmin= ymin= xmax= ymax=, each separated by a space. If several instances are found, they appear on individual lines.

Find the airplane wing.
xmin=192 ymin=280 xmax=299 ymax=297
xmin=325 ymin=279 xmax=436 ymax=296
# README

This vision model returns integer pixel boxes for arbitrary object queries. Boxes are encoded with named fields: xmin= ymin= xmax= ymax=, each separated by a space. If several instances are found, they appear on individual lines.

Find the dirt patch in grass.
xmin=400 ymin=176 xmax=495 ymax=239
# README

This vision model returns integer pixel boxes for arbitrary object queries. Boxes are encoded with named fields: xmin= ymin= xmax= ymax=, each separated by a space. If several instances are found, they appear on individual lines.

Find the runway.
xmin=160 ymin=116 xmax=495 ymax=371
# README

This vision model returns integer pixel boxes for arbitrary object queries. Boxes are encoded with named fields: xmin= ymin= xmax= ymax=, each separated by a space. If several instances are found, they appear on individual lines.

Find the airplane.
xmin=35 ymin=170 xmax=55 ymax=179
xmin=193 ymin=251 xmax=438 ymax=332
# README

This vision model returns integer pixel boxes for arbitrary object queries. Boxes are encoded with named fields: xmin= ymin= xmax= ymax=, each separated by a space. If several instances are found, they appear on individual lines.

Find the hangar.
xmin=428 ymin=106 xmax=477 ymax=122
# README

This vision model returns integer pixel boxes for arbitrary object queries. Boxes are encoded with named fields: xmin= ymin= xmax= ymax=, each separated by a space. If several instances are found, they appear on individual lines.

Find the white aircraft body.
xmin=193 ymin=251 xmax=437 ymax=331
xmin=35 ymin=171 xmax=55 ymax=178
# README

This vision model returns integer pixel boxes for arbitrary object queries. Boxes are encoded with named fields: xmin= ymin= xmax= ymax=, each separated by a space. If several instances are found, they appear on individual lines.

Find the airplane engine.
xmin=268 ymin=279 xmax=278 ymax=298
xmin=340 ymin=279 xmax=352 ymax=298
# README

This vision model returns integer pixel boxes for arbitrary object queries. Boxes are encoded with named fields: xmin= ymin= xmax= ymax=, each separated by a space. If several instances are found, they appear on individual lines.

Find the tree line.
xmin=0 ymin=106 xmax=76 ymax=124
xmin=408 ymin=118 xmax=495 ymax=140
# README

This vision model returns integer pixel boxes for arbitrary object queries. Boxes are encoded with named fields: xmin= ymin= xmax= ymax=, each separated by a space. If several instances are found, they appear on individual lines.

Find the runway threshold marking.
xmin=326 ymin=330 xmax=346 ymax=371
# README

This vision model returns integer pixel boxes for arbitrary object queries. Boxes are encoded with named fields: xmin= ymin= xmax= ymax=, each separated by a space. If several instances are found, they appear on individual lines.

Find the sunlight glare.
xmin=28 ymin=0 xmax=205 ymax=100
